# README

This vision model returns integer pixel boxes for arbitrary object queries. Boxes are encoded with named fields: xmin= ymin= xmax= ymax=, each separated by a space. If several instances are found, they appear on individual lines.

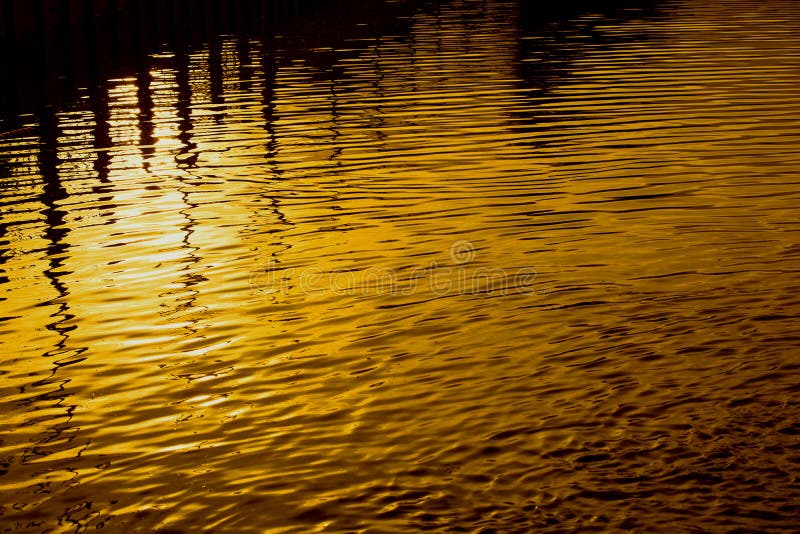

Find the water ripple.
xmin=2 ymin=0 xmax=800 ymax=531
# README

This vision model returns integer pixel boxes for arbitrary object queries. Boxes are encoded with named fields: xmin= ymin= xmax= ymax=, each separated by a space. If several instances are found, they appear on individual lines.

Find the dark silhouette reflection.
xmin=136 ymin=70 xmax=156 ymax=171
xmin=34 ymin=106 xmax=87 ymax=369
xmin=13 ymin=107 xmax=88 ymax=494
xmin=0 ymin=213 xmax=8 ymax=288
xmin=261 ymin=36 xmax=279 ymax=164
xmin=174 ymin=48 xmax=198 ymax=168
xmin=517 ymin=0 xmax=662 ymax=87
xmin=36 ymin=109 xmax=70 ymax=312
xmin=88 ymin=86 xmax=113 ymax=186
xmin=165 ymin=46 xmax=207 ymax=336
xmin=1 ymin=0 xmax=425 ymax=128
xmin=207 ymin=36 xmax=225 ymax=120
xmin=510 ymin=0 xmax=663 ymax=153
xmin=257 ymin=36 xmax=294 ymax=238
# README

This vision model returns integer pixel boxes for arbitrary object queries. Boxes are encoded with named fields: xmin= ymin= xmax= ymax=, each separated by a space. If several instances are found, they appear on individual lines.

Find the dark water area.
xmin=2 ymin=0 xmax=800 ymax=532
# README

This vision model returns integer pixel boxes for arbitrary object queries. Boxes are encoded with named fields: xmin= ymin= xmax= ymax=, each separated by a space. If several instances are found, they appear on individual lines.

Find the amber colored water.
xmin=2 ymin=0 xmax=800 ymax=531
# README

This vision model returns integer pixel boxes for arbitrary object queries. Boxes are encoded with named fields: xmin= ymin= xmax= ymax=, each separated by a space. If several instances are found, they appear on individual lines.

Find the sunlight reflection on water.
xmin=1 ymin=0 xmax=800 ymax=531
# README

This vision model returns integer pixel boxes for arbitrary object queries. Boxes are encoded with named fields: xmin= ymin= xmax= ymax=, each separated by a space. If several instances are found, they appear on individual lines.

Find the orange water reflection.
xmin=2 ymin=0 xmax=800 ymax=531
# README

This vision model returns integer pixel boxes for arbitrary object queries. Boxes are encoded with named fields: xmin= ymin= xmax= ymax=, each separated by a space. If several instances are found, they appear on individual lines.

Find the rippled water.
xmin=2 ymin=0 xmax=800 ymax=531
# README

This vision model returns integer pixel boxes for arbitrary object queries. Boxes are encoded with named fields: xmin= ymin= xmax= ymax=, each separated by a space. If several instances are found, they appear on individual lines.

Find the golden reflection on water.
xmin=2 ymin=0 xmax=800 ymax=531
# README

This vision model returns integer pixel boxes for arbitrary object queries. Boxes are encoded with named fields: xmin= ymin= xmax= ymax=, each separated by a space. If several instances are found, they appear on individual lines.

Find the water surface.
xmin=2 ymin=0 xmax=800 ymax=531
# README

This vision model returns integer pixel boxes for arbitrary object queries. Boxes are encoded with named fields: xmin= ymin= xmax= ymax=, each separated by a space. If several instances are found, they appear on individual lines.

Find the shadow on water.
xmin=0 ymin=0 xmax=663 ymax=127
xmin=0 ymin=0 xmax=420 ymax=127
